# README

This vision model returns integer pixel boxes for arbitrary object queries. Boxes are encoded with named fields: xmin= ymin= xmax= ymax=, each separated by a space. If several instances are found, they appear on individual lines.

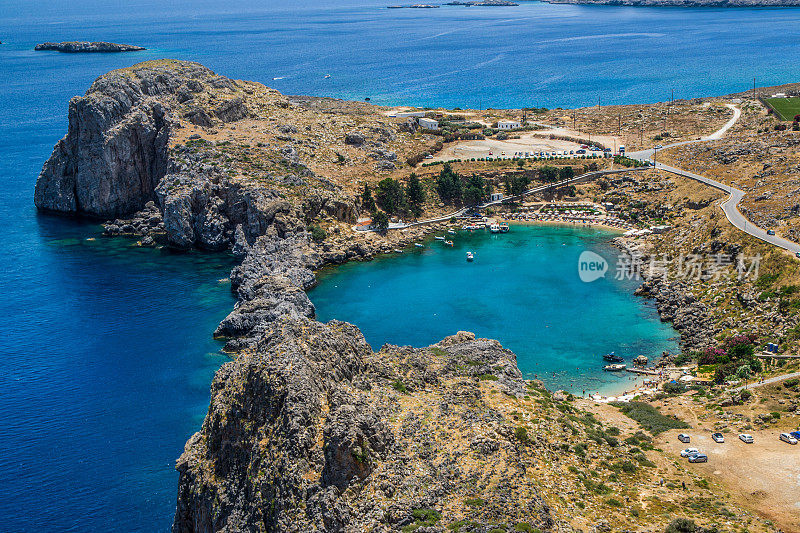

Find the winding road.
xmin=628 ymin=104 xmax=800 ymax=255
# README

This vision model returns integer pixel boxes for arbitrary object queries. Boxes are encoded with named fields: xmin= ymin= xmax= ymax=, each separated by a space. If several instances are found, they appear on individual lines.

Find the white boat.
xmin=324 ymin=74 xmax=331 ymax=78
xmin=447 ymin=229 xmax=456 ymax=235
xmin=490 ymin=223 xmax=500 ymax=233
xmin=435 ymin=236 xmax=446 ymax=241
xmin=444 ymin=240 xmax=454 ymax=247
xmin=394 ymin=248 xmax=403 ymax=253
xmin=603 ymin=364 xmax=626 ymax=372
xmin=466 ymin=251 xmax=474 ymax=262
xmin=414 ymin=243 xmax=424 ymax=248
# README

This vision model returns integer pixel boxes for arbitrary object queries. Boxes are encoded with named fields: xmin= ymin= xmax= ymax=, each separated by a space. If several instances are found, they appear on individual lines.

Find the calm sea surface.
xmin=0 ymin=0 xmax=797 ymax=530
xmin=312 ymin=226 xmax=678 ymax=395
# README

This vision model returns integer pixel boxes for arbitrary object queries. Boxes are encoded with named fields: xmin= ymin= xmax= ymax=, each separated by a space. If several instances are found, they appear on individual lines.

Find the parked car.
xmin=712 ymin=433 xmax=725 ymax=443
xmin=678 ymin=434 xmax=690 ymax=443
xmin=655 ymin=144 xmax=663 ymax=149
xmin=789 ymin=431 xmax=800 ymax=440
xmin=780 ymin=432 xmax=798 ymax=445
xmin=767 ymin=229 xmax=776 ymax=235
xmin=576 ymin=149 xmax=586 ymax=154
xmin=688 ymin=453 xmax=708 ymax=463
xmin=739 ymin=434 xmax=754 ymax=443
xmin=680 ymin=447 xmax=700 ymax=457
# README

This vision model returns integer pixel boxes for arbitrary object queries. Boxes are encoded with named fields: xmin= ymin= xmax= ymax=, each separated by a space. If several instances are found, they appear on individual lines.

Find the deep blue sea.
xmin=0 ymin=0 xmax=798 ymax=530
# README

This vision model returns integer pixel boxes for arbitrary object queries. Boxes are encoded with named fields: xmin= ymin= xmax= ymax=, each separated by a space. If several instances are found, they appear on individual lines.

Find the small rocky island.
xmin=34 ymin=41 xmax=145 ymax=53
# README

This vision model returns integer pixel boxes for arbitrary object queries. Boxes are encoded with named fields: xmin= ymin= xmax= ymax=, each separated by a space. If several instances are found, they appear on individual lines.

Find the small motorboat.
xmin=324 ymin=74 xmax=331 ymax=78
xmin=499 ymin=223 xmax=510 ymax=233
xmin=466 ymin=251 xmax=474 ymax=262
xmin=444 ymin=240 xmax=454 ymax=247
xmin=490 ymin=223 xmax=500 ymax=233
xmin=435 ymin=236 xmax=446 ymax=241
xmin=603 ymin=352 xmax=624 ymax=363
xmin=447 ymin=229 xmax=456 ymax=235
xmin=394 ymin=248 xmax=404 ymax=253
xmin=603 ymin=364 xmax=626 ymax=372
xmin=414 ymin=243 xmax=424 ymax=248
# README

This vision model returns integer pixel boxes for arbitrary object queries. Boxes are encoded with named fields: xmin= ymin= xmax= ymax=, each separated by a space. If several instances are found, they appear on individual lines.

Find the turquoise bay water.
xmin=0 ymin=0 xmax=796 ymax=530
xmin=312 ymin=225 xmax=678 ymax=395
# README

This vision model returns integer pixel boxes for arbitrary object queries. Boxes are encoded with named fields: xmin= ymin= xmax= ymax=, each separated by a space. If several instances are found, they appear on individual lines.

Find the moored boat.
xmin=414 ymin=243 xmax=424 ymax=248
xmin=490 ymin=223 xmax=500 ymax=233
xmin=435 ymin=236 xmax=446 ymax=240
xmin=603 ymin=352 xmax=624 ymax=363
xmin=444 ymin=240 xmax=454 ymax=246
xmin=499 ymin=223 xmax=509 ymax=233
xmin=466 ymin=251 xmax=474 ymax=261
xmin=603 ymin=364 xmax=626 ymax=372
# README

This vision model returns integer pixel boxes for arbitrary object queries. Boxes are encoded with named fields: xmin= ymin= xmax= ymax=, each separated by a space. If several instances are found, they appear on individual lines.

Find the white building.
xmin=490 ymin=193 xmax=503 ymax=202
xmin=418 ymin=117 xmax=439 ymax=130
xmin=497 ymin=120 xmax=521 ymax=130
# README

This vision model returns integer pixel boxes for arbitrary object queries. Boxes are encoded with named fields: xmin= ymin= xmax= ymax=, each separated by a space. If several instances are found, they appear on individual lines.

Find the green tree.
xmin=463 ymin=175 xmax=487 ymax=206
xmin=510 ymin=175 xmax=530 ymax=197
xmin=371 ymin=210 xmax=389 ymax=233
xmin=375 ymin=178 xmax=405 ymax=215
xmin=436 ymin=163 xmax=462 ymax=205
xmin=405 ymin=173 xmax=426 ymax=218
xmin=361 ymin=183 xmax=375 ymax=212
xmin=539 ymin=166 xmax=559 ymax=182
xmin=558 ymin=166 xmax=575 ymax=181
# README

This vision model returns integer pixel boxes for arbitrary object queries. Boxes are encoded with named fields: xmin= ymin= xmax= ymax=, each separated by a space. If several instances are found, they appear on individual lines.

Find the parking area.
xmin=662 ymin=429 xmax=800 ymax=530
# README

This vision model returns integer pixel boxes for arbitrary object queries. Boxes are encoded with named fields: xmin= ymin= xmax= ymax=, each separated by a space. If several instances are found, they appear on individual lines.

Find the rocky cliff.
xmin=173 ymin=322 xmax=558 ymax=532
xmin=34 ymin=41 xmax=145 ymax=52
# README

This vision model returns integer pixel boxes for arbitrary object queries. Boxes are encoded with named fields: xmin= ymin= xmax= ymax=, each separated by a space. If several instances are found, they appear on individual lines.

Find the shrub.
xmin=662 ymin=381 xmax=687 ymax=394
xmin=514 ymin=426 xmax=529 ymax=443
xmin=392 ymin=379 xmax=409 ymax=394
xmin=605 ymin=497 xmax=623 ymax=507
xmin=309 ymin=225 xmax=327 ymax=242
xmin=464 ymin=497 xmax=485 ymax=507
xmin=783 ymin=378 xmax=799 ymax=388
xmin=611 ymin=401 xmax=690 ymax=435
xmin=665 ymin=518 xmax=698 ymax=533
xmin=740 ymin=389 xmax=752 ymax=401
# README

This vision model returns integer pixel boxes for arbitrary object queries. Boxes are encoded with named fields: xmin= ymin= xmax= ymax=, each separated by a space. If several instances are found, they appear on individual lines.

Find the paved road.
xmin=628 ymin=104 xmax=800 ymax=255
xmin=730 ymin=371 xmax=800 ymax=392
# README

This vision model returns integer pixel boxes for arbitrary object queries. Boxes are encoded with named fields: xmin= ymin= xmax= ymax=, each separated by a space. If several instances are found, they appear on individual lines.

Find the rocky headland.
xmin=36 ymin=60 xmax=778 ymax=532
xmin=34 ymin=41 xmax=145 ymax=53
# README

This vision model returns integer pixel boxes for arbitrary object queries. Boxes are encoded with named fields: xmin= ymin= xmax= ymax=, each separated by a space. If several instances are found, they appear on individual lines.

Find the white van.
xmin=780 ymin=432 xmax=798 ymax=445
